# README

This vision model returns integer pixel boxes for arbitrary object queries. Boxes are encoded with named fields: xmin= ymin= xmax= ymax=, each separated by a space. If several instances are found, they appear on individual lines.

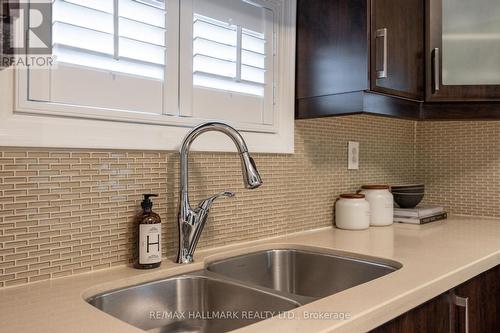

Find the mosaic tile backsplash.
xmin=417 ymin=121 xmax=500 ymax=217
xmin=1 ymin=115 xmax=418 ymax=287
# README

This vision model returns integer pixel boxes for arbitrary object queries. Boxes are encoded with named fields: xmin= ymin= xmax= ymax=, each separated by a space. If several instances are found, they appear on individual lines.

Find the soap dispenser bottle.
xmin=136 ymin=194 xmax=162 ymax=269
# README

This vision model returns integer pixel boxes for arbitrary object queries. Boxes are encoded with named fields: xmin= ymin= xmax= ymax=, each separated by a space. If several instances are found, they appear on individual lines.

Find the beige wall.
xmin=0 ymin=115 xmax=416 ymax=287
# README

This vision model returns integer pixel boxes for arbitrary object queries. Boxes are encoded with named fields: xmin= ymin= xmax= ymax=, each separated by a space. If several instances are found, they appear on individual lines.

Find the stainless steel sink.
xmin=87 ymin=272 xmax=299 ymax=333
xmin=207 ymin=249 xmax=402 ymax=298
xmin=87 ymin=248 xmax=401 ymax=332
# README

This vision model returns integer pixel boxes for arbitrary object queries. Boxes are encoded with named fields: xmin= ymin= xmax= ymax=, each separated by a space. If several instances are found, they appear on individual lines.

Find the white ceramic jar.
xmin=359 ymin=185 xmax=394 ymax=226
xmin=335 ymin=194 xmax=370 ymax=230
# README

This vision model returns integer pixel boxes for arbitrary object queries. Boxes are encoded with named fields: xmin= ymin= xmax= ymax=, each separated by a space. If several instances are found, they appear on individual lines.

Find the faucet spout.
xmin=177 ymin=122 xmax=263 ymax=264
xmin=240 ymin=152 xmax=262 ymax=189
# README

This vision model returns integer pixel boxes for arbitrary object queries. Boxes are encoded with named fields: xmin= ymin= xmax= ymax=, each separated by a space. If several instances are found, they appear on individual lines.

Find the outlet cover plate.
xmin=348 ymin=141 xmax=359 ymax=170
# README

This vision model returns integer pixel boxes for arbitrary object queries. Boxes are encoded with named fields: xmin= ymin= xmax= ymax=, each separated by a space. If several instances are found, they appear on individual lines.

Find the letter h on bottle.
xmin=146 ymin=235 xmax=160 ymax=253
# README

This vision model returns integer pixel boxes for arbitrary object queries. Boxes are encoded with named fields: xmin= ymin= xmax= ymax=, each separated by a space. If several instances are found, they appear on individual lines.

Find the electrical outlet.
xmin=348 ymin=141 xmax=359 ymax=170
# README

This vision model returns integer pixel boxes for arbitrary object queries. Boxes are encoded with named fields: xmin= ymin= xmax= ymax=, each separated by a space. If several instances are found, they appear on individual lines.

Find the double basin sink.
xmin=88 ymin=248 xmax=402 ymax=333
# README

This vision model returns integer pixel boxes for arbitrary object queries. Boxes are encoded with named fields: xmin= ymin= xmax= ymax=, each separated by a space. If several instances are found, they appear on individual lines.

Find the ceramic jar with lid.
xmin=359 ymin=185 xmax=394 ymax=226
xmin=335 ymin=194 xmax=370 ymax=230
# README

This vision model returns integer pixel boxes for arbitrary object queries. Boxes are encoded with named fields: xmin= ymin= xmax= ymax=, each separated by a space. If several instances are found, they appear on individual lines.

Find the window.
xmin=6 ymin=0 xmax=296 ymax=153
xmin=179 ymin=0 xmax=275 ymax=126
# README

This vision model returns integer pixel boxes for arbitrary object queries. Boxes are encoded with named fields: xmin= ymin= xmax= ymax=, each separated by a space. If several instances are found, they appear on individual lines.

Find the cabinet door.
xmin=451 ymin=265 xmax=500 ymax=332
xmin=369 ymin=293 xmax=450 ymax=333
xmin=370 ymin=0 xmax=425 ymax=100
xmin=427 ymin=0 xmax=500 ymax=101
xmin=295 ymin=0 xmax=368 ymax=100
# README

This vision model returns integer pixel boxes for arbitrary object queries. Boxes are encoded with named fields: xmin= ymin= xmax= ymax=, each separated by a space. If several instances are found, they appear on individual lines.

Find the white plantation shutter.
xmin=192 ymin=14 xmax=267 ymax=96
xmin=180 ymin=0 xmax=276 ymax=127
xmin=52 ymin=0 xmax=166 ymax=80
xmin=21 ymin=0 xmax=291 ymax=137
xmin=28 ymin=0 xmax=169 ymax=115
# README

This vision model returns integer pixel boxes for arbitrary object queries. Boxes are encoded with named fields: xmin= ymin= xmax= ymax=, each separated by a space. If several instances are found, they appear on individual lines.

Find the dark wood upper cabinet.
xmin=370 ymin=0 xmax=425 ymax=100
xmin=426 ymin=0 xmax=500 ymax=102
xmin=295 ymin=0 xmax=422 ymax=120
xmin=295 ymin=0 xmax=368 ymax=119
xmin=296 ymin=0 xmax=368 ymax=100
xmin=295 ymin=0 xmax=500 ymax=120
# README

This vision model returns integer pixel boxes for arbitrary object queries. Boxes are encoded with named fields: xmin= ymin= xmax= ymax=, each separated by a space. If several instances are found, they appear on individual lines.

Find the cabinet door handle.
xmin=432 ymin=47 xmax=440 ymax=92
xmin=450 ymin=293 xmax=469 ymax=333
xmin=376 ymin=28 xmax=387 ymax=79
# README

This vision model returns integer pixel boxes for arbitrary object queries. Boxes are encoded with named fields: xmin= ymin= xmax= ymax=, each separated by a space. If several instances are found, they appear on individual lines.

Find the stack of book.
xmin=393 ymin=206 xmax=447 ymax=224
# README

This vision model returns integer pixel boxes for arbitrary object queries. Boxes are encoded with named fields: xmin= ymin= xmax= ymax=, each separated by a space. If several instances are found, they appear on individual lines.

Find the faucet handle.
xmin=197 ymin=190 xmax=235 ymax=211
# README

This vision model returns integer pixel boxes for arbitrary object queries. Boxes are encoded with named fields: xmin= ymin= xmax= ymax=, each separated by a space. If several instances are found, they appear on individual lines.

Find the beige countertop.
xmin=1 ymin=215 xmax=500 ymax=333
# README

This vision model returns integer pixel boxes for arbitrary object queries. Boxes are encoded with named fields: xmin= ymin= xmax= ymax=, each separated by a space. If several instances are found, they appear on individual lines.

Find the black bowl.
xmin=391 ymin=185 xmax=424 ymax=192
xmin=391 ymin=187 xmax=425 ymax=193
xmin=393 ymin=192 xmax=424 ymax=208
xmin=391 ymin=184 xmax=424 ymax=188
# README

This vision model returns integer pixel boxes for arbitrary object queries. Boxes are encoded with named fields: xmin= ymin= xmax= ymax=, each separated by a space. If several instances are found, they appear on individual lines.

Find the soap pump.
xmin=136 ymin=194 xmax=162 ymax=269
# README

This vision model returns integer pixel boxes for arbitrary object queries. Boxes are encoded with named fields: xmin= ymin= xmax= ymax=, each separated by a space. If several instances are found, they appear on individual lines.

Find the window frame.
xmin=0 ymin=0 xmax=296 ymax=153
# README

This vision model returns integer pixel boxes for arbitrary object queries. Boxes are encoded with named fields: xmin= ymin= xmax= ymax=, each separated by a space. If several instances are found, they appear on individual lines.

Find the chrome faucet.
xmin=177 ymin=122 xmax=263 ymax=264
